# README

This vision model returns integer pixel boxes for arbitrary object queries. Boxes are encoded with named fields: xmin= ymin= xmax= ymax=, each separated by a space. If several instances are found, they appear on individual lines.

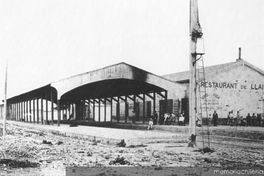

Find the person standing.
xmin=236 ymin=111 xmax=241 ymax=126
xmin=257 ymin=113 xmax=261 ymax=126
xmin=147 ymin=117 xmax=153 ymax=130
xmin=212 ymin=110 xmax=218 ymax=126
xmin=179 ymin=113 xmax=185 ymax=126
xmin=246 ymin=113 xmax=251 ymax=126
xmin=252 ymin=113 xmax=257 ymax=126
xmin=153 ymin=111 xmax=158 ymax=125
xmin=227 ymin=112 xmax=231 ymax=126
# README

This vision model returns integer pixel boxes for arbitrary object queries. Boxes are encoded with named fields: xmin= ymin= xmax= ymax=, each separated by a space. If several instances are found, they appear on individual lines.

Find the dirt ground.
xmin=0 ymin=124 xmax=264 ymax=176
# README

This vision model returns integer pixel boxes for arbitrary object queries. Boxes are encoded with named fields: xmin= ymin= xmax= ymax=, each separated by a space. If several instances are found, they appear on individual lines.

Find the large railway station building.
xmin=1 ymin=58 xmax=264 ymax=126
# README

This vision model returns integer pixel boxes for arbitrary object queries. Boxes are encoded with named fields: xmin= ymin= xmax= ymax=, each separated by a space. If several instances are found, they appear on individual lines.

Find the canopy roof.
xmin=7 ymin=62 xmax=185 ymax=103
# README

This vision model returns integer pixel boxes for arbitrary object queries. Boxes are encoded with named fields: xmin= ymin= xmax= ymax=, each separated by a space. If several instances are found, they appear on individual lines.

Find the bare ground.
xmin=0 ymin=124 xmax=264 ymax=176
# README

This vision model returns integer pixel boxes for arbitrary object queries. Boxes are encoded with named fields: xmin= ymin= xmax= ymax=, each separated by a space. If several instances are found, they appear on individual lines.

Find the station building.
xmin=2 ymin=58 xmax=264 ymax=126
xmin=164 ymin=58 xmax=264 ymax=120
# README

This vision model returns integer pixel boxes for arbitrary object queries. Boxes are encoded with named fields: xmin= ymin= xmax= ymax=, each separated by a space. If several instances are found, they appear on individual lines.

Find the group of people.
xmin=147 ymin=110 xmax=264 ymax=130
xmin=160 ymin=112 xmax=185 ymax=126
xmin=147 ymin=112 xmax=185 ymax=130
xmin=227 ymin=111 xmax=264 ymax=127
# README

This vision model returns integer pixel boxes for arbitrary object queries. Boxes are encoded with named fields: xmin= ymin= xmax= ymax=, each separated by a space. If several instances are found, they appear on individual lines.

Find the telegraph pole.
xmin=3 ymin=61 xmax=8 ymax=136
xmin=189 ymin=0 xmax=203 ymax=137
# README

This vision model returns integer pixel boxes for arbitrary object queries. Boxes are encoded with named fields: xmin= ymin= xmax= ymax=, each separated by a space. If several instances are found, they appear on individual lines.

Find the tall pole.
xmin=3 ymin=61 xmax=8 ymax=136
xmin=189 ymin=0 xmax=203 ymax=136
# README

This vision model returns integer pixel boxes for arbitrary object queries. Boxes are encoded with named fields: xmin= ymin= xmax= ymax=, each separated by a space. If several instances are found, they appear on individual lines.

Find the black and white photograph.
xmin=0 ymin=0 xmax=263 ymax=175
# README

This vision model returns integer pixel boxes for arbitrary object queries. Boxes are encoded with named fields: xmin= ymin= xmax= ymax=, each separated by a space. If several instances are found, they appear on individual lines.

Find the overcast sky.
xmin=0 ymin=0 xmax=263 ymax=99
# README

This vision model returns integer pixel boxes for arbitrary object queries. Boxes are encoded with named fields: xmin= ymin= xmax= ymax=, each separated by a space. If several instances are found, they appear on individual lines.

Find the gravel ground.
xmin=0 ymin=124 xmax=264 ymax=176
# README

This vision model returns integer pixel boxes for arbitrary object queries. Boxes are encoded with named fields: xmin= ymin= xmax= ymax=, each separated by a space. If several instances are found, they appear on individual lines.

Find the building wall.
xmin=197 ymin=65 xmax=264 ymax=118
xmin=163 ymin=63 xmax=264 ymax=120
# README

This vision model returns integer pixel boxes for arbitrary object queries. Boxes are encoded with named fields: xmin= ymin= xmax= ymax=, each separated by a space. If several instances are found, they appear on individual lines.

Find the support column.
xmin=21 ymin=102 xmax=23 ymax=121
xmin=14 ymin=103 xmax=16 ymax=121
xmin=87 ymin=100 xmax=90 ymax=120
xmin=10 ymin=104 xmax=13 ymax=120
xmin=12 ymin=103 xmax=16 ymax=121
xmin=110 ymin=98 xmax=113 ymax=122
xmin=18 ymin=103 xmax=20 ymax=121
xmin=117 ymin=97 xmax=120 ymax=123
xmin=26 ymin=101 xmax=28 ymax=122
xmin=37 ymin=99 xmax=39 ymax=123
xmin=16 ymin=103 xmax=18 ymax=121
xmin=23 ymin=101 xmax=25 ymax=122
xmin=93 ymin=100 xmax=95 ymax=122
xmin=46 ymin=97 xmax=48 ymax=124
xmin=29 ymin=99 xmax=32 ymax=123
xmin=143 ymin=94 xmax=145 ymax=123
xmin=125 ymin=96 xmax=128 ymax=123
xmin=21 ymin=101 xmax=24 ymax=121
xmin=57 ymin=99 xmax=60 ymax=126
xmin=133 ymin=95 xmax=136 ymax=124
xmin=41 ymin=98 xmax=44 ymax=124
xmin=51 ymin=92 xmax=54 ymax=124
xmin=153 ymin=92 xmax=158 ymax=124
xmin=13 ymin=104 xmax=15 ymax=120
xmin=104 ymin=98 xmax=106 ymax=122
xmin=164 ymin=91 xmax=168 ymax=113
xmin=33 ymin=99 xmax=35 ymax=123
xmin=98 ymin=99 xmax=101 ymax=122
xmin=73 ymin=103 xmax=76 ymax=120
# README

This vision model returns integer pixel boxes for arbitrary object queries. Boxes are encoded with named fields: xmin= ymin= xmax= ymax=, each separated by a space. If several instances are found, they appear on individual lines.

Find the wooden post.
xmin=51 ymin=92 xmax=54 ymax=124
xmin=104 ymin=98 xmax=106 ymax=122
xmin=143 ymin=94 xmax=145 ymax=123
xmin=41 ymin=98 xmax=43 ymax=124
xmin=29 ymin=99 xmax=32 ymax=123
xmin=33 ymin=99 xmax=35 ymax=123
xmin=23 ymin=101 xmax=25 ymax=122
xmin=26 ymin=100 xmax=28 ymax=122
xmin=110 ymin=98 xmax=113 ymax=122
xmin=46 ymin=96 xmax=48 ymax=124
xmin=98 ymin=99 xmax=101 ymax=122
xmin=189 ymin=0 xmax=203 ymax=136
xmin=125 ymin=96 xmax=128 ymax=123
xmin=164 ymin=91 xmax=168 ymax=113
xmin=3 ymin=61 xmax=7 ymax=136
xmin=117 ymin=97 xmax=120 ymax=123
xmin=21 ymin=102 xmax=23 ymax=121
xmin=93 ymin=100 xmax=95 ymax=122
xmin=37 ymin=99 xmax=39 ymax=123
xmin=18 ymin=102 xmax=21 ymax=121
xmin=153 ymin=92 xmax=156 ymax=116
xmin=87 ymin=100 xmax=90 ymax=120
xmin=57 ymin=99 xmax=60 ymax=126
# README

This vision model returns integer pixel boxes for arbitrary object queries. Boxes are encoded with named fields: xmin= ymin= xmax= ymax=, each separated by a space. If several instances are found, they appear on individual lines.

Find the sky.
xmin=0 ymin=0 xmax=263 ymax=99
